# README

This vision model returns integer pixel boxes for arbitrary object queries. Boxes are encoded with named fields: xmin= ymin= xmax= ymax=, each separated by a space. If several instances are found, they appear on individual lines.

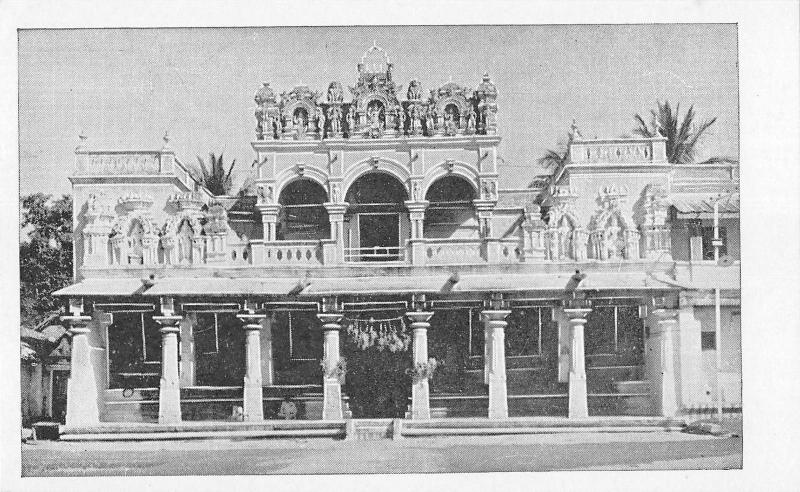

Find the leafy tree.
xmin=20 ymin=193 xmax=73 ymax=328
xmin=633 ymin=101 xmax=738 ymax=165
xmin=194 ymin=152 xmax=236 ymax=196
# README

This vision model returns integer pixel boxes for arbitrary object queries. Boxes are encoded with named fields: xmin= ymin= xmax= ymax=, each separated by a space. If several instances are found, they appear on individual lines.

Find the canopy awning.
xmin=668 ymin=192 xmax=740 ymax=218
xmin=142 ymin=277 xmax=303 ymax=297
xmin=52 ymin=278 xmax=147 ymax=297
xmin=300 ymin=275 xmax=453 ymax=296
xmin=451 ymin=272 xmax=676 ymax=293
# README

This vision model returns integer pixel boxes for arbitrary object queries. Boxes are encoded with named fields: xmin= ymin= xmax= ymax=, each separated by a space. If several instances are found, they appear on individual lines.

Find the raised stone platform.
xmin=58 ymin=416 xmax=686 ymax=441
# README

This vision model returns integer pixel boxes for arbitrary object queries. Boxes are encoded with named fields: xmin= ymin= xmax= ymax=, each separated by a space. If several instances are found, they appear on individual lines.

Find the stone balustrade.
xmin=568 ymin=137 xmax=667 ymax=165
xmin=255 ymin=240 xmax=325 ymax=266
xmin=425 ymin=238 xmax=485 ymax=265
xmin=74 ymin=150 xmax=196 ymax=190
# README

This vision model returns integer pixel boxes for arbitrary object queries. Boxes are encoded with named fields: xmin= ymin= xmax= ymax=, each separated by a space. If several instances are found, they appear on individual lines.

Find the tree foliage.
xmin=633 ymin=100 xmax=738 ymax=165
xmin=20 ymin=193 xmax=73 ymax=327
xmin=194 ymin=152 xmax=236 ymax=196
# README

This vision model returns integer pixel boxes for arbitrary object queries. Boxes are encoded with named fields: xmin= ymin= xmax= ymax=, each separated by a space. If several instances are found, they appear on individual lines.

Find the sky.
xmin=17 ymin=25 xmax=739 ymax=197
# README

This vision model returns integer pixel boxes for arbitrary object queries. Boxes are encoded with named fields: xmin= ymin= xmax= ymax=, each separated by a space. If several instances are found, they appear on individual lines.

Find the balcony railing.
xmin=344 ymin=246 xmax=406 ymax=263
xmin=260 ymin=240 xmax=324 ymax=266
xmin=425 ymin=238 xmax=485 ymax=264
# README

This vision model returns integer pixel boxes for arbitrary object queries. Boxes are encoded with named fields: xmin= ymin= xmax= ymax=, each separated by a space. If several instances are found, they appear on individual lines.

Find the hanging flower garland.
xmin=345 ymin=315 xmax=411 ymax=352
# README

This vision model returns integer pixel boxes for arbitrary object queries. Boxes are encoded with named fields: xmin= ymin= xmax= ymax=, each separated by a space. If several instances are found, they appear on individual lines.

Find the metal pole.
xmin=713 ymin=199 xmax=723 ymax=423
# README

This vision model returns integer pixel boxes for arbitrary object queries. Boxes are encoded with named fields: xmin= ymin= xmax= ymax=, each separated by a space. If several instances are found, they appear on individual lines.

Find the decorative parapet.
xmin=73 ymin=134 xmax=197 ymax=191
xmin=167 ymin=191 xmax=204 ymax=212
xmin=117 ymin=192 xmax=154 ymax=213
xmin=568 ymin=136 xmax=667 ymax=165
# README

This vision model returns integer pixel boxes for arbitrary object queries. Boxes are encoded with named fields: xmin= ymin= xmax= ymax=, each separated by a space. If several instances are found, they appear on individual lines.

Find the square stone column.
xmin=257 ymin=203 xmax=281 ymax=242
xmin=153 ymin=314 xmax=183 ymax=424
xmin=405 ymin=201 xmax=429 ymax=266
xmin=652 ymin=308 xmax=679 ymax=417
xmin=317 ymin=313 xmax=345 ymax=420
xmin=324 ymin=202 xmax=348 ymax=265
xmin=62 ymin=314 xmax=99 ymax=427
xmin=406 ymin=311 xmax=434 ymax=419
xmin=564 ymin=307 xmax=592 ymax=419
xmin=482 ymin=310 xmax=511 ymax=419
xmin=237 ymin=312 xmax=267 ymax=421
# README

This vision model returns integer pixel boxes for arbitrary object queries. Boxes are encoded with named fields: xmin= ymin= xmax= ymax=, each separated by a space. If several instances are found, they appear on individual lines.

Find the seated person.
xmin=277 ymin=396 xmax=297 ymax=420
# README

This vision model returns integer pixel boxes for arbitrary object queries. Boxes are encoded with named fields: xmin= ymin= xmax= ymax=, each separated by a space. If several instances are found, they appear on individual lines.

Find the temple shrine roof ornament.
xmin=118 ymin=192 xmax=154 ymax=212
xmin=252 ymin=45 xmax=498 ymax=140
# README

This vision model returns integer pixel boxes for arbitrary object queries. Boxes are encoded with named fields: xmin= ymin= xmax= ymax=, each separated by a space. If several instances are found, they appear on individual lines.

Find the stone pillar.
xmin=238 ymin=312 xmax=266 ymax=421
xmin=153 ymin=314 xmax=183 ymax=424
xmin=324 ymin=202 xmax=348 ymax=264
xmin=317 ymin=313 xmax=345 ymax=420
xmin=652 ymin=308 xmax=679 ymax=417
xmin=522 ymin=204 xmax=547 ymax=261
xmin=406 ymin=311 xmax=434 ymax=419
xmin=30 ymin=362 xmax=44 ymax=417
xmin=179 ymin=316 xmax=195 ymax=386
xmin=482 ymin=310 xmax=511 ymax=419
xmin=564 ymin=307 xmax=592 ymax=418
xmin=257 ymin=203 xmax=281 ymax=242
xmin=405 ymin=200 xmax=429 ymax=266
xmin=261 ymin=314 xmax=275 ymax=385
xmin=62 ymin=314 xmax=99 ymax=427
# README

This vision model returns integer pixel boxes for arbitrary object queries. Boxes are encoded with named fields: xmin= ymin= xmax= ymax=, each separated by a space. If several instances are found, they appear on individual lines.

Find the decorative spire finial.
xmin=162 ymin=130 xmax=171 ymax=148
xmin=76 ymin=130 xmax=88 ymax=151
xmin=570 ymin=119 xmax=583 ymax=139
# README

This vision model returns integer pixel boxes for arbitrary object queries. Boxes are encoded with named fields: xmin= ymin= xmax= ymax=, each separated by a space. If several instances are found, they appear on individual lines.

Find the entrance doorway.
xmin=50 ymin=369 xmax=68 ymax=423
xmin=341 ymin=312 xmax=412 ymax=418
xmin=358 ymin=213 xmax=400 ymax=261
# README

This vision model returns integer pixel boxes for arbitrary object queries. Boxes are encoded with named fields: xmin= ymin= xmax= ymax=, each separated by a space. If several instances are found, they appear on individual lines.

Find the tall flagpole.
xmin=713 ymin=198 xmax=723 ymax=423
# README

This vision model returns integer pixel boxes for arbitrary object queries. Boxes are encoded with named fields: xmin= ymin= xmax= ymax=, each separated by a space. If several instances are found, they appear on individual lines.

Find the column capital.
xmin=61 ymin=315 xmax=92 ymax=335
xmin=153 ymin=315 xmax=183 ymax=333
xmin=406 ymin=311 xmax=434 ymax=327
xmin=323 ymin=202 xmax=349 ymax=215
xmin=563 ymin=307 xmax=592 ymax=323
xmin=480 ymin=309 xmax=511 ymax=323
xmin=317 ymin=313 xmax=345 ymax=330
xmin=256 ymin=203 xmax=282 ymax=216
xmin=404 ymin=200 xmax=430 ymax=212
xmin=653 ymin=308 xmax=679 ymax=320
xmin=237 ymin=312 xmax=266 ymax=329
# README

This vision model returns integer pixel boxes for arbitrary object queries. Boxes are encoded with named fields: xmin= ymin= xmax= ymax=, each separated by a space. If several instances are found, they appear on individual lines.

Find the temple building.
xmin=52 ymin=45 xmax=740 ymax=429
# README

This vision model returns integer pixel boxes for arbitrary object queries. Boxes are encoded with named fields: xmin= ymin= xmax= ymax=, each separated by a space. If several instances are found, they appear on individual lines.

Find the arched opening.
xmin=424 ymin=175 xmax=478 ymax=238
xmin=293 ymin=107 xmax=309 ymax=134
xmin=345 ymin=172 xmax=409 ymax=261
xmin=365 ymin=100 xmax=385 ymax=136
xmin=126 ymin=220 xmax=144 ymax=265
xmin=443 ymin=103 xmax=460 ymax=134
xmin=177 ymin=219 xmax=195 ymax=264
xmin=277 ymin=179 xmax=330 ymax=241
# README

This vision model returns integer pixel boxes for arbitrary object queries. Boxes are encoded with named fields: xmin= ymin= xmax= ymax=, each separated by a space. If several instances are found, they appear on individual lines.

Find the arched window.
xmin=345 ymin=172 xmax=409 ymax=261
xmin=424 ymin=175 xmax=478 ymax=238
xmin=293 ymin=107 xmax=309 ymax=134
xmin=277 ymin=179 xmax=330 ymax=241
xmin=177 ymin=219 xmax=194 ymax=264
xmin=126 ymin=220 xmax=144 ymax=265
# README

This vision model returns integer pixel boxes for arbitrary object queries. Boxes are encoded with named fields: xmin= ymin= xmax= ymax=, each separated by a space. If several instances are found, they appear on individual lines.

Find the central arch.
xmin=344 ymin=171 xmax=410 ymax=262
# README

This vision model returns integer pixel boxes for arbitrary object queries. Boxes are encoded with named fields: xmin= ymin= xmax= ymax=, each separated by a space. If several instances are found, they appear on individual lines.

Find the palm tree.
xmin=633 ymin=101 xmax=738 ymax=165
xmin=194 ymin=153 xmax=236 ymax=196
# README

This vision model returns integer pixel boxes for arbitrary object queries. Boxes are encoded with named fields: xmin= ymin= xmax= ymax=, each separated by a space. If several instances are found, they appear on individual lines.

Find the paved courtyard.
xmin=21 ymin=430 xmax=741 ymax=476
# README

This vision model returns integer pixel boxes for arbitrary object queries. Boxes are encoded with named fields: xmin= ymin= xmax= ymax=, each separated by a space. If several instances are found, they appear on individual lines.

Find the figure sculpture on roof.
xmin=328 ymin=105 xmax=342 ymax=135
xmin=466 ymin=106 xmax=476 ymax=133
xmin=427 ymin=105 xmax=437 ymax=135
xmin=346 ymin=105 xmax=356 ymax=136
xmin=327 ymin=81 xmax=344 ymax=103
xmin=315 ymin=106 xmax=326 ymax=134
